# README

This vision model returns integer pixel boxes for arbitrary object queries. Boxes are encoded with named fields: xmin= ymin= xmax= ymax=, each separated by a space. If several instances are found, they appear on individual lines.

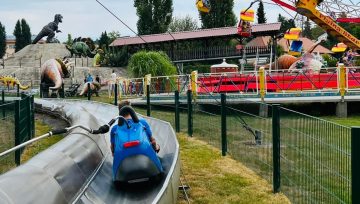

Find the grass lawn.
xmin=177 ymin=133 xmax=290 ymax=204
xmin=20 ymin=119 xmax=63 ymax=163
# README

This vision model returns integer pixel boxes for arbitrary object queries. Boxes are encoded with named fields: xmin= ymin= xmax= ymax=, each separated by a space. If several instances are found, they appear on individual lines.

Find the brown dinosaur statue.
xmin=0 ymin=75 xmax=30 ymax=90
xmin=40 ymin=58 xmax=73 ymax=90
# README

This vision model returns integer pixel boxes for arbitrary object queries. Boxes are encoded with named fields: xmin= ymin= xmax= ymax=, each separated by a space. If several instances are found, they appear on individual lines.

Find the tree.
xmin=277 ymin=14 xmax=296 ymax=34
xmin=0 ymin=22 xmax=6 ymax=59
xmin=13 ymin=20 xmax=23 ymax=52
xmin=168 ymin=15 xmax=198 ymax=32
xmin=199 ymin=0 xmax=237 ymax=29
xmin=108 ymin=31 xmax=120 ymax=43
xmin=128 ymin=51 xmax=177 ymax=77
xmin=310 ymin=25 xmax=325 ymax=40
xmin=21 ymin=19 xmax=31 ymax=46
xmin=66 ymin=34 xmax=73 ymax=46
xmin=256 ymin=1 xmax=267 ymax=24
xmin=134 ymin=0 xmax=173 ymax=35
xmin=303 ymin=18 xmax=312 ymax=39
xmin=98 ymin=31 xmax=110 ymax=49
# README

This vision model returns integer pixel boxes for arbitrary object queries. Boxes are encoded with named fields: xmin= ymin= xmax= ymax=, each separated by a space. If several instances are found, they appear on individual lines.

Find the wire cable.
xmin=95 ymin=0 xmax=147 ymax=44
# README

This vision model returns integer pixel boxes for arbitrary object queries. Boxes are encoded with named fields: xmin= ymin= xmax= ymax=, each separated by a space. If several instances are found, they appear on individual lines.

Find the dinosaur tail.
xmin=32 ymin=34 xmax=43 ymax=44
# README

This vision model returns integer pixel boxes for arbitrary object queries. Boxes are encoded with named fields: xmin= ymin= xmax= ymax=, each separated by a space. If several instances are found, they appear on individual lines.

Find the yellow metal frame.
xmin=191 ymin=71 xmax=198 ymax=98
xmin=259 ymin=67 xmax=266 ymax=101
xmin=296 ymin=0 xmax=360 ymax=50
xmin=338 ymin=64 xmax=347 ymax=98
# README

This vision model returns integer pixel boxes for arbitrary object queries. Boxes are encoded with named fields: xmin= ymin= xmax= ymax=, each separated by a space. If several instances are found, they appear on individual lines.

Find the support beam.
xmin=336 ymin=101 xmax=347 ymax=118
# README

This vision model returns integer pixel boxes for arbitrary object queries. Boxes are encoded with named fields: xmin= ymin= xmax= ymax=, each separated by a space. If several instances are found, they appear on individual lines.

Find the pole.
xmin=187 ymin=90 xmax=193 ymax=137
xmin=352 ymin=127 xmax=360 ymax=203
xmin=146 ymin=84 xmax=150 ymax=117
xmin=17 ymin=84 xmax=20 ymax=97
xmin=1 ymin=90 xmax=5 ymax=119
xmin=175 ymin=90 xmax=180 ymax=133
xmin=221 ymin=93 xmax=227 ymax=156
xmin=14 ymin=100 xmax=21 ymax=166
xmin=87 ymin=83 xmax=91 ymax=101
xmin=114 ymin=83 xmax=118 ymax=106
xmin=272 ymin=104 xmax=281 ymax=193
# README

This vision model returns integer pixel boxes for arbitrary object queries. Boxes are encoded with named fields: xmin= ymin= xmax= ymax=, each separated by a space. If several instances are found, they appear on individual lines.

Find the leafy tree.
xmin=134 ymin=0 xmax=173 ymax=35
xmin=199 ymin=0 xmax=237 ymax=29
xmin=168 ymin=15 xmax=198 ymax=32
xmin=310 ymin=25 xmax=325 ymax=40
xmin=256 ymin=1 xmax=267 ymax=24
xmin=303 ymin=18 xmax=312 ymax=39
xmin=66 ymin=34 xmax=73 ymax=46
xmin=0 ymin=22 xmax=6 ymax=59
xmin=277 ymin=14 xmax=296 ymax=34
xmin=128 ymin=51 xmax=177 ymax=77
xmin=98 ymin=31 xmax=110 ymax=49
xmin=21 ymin=19 xmax=31 ymax=46
xmin=108 ymin=31 xmax=120 ymax=43
xmin=13 ymin=20 xmax=23 ymax=52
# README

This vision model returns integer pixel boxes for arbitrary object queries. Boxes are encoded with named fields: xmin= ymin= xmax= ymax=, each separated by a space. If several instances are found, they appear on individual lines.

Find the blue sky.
xmin=0 ymin=0 xmax=296 ymax=42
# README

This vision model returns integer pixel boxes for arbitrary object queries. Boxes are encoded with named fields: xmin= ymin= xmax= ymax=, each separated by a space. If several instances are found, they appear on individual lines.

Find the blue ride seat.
xmin=289 ymin=40 xmax=303 ymax=56
xmin=112 ymin=106 xmax=163 ymax=183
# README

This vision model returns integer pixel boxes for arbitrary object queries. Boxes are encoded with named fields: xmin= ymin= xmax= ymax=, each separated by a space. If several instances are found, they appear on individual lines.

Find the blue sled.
xmin=112 ymin=118 xmax=163 ymax=183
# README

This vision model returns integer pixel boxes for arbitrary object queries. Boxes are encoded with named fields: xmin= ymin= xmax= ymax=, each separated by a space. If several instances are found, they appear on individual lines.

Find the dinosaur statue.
xmin=32 ymin=14 xmax=63 ymax=44
xmin=40 ymin=58 xmax=73 ymax=91
xmin=0 ymin=75 xmax=30 ymax=90
xmin=265 ymin=34 xmax=328 ymax=72
xmin=66 ymin=41 xmax=97 ymax=58
xmin=79 ymin=82 xmax=102 ymax=96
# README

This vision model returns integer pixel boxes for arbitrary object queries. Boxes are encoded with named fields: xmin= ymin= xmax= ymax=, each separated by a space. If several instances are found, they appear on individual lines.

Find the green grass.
xmin=177 ymin=133 xmax=290 ymax=204
xmin=20 ymin=119 xmax=63 ymax=163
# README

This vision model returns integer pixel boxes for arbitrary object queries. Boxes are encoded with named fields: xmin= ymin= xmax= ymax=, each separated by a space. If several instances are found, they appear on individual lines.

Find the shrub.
xmin=128 ymin=51 xmax=177 ymax=77
xmin=322 ymin=54 xmax=338 ymax=67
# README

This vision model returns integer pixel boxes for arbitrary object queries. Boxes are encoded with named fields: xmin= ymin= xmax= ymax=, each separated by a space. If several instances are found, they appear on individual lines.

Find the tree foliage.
xmin=199 ymin=0 xmax=237 ymax=29
xmin=13 ymin=19 xmax=31 ymax=52
xmin=108 ymin=31 xmax=120 ymax=43
xmin=256 ymin=1 xmax=267 ymax=24
xmin=98 ymin=31 xmax=110 ymax=49
xmin=66 ymin=34 xmax=73 ymax=46
xmin=0 ymin=22 xmax=6 ymax=59
xmin=134 ymin=0 xmax=173 ymax=35
xmin=128 ymin=51 xmax=177 ymax=77
xmin=303 ymin=18 xmax=312 ymax=39
xmin=21 ymin=19 xmax=31 ymax=45
xmin=168 ymin=15 xmax=198 ymax=32
xmin=277 ymin=14 xmax=296 ymax=34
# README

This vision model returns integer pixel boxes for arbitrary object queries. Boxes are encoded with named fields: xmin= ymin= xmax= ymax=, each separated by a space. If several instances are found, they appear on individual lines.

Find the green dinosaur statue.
xmin=66 ymin=41 xmax=97 ymax=58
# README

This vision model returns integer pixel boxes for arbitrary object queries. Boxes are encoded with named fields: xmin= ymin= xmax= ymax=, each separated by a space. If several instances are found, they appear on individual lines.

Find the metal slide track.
xmin=0 ymin=99 xmax=180 ymax=204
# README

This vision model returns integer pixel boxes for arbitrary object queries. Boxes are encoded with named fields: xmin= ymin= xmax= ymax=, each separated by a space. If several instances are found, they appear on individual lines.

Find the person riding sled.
xmin=109 ymin=101 xmax=163 ymax=183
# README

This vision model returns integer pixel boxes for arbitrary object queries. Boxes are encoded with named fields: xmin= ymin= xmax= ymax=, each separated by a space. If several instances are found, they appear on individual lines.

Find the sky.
xmin=0 ymin=0 xmax=297 ymax=42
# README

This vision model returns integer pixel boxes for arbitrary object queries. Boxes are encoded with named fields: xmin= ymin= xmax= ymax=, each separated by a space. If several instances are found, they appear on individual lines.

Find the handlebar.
xmin=0 ymin=116 xmax=124 ymax=158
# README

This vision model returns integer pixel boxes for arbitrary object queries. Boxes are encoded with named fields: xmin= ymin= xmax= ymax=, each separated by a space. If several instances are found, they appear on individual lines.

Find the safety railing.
xmin=0 ymin=91 xmax=34 ymax=173
xmin=116 ymin=64 xmax=360 ymax=101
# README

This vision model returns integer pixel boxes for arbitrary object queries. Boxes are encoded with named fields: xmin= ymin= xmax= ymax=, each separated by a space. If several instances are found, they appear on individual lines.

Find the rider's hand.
xmin=57 ymin=30 xmax=62 ymax=33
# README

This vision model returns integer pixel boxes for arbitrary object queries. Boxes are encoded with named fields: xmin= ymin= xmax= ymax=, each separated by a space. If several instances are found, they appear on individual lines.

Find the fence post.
xmin=114 ymin=83 xmax=118 ymax=106
xmin=87 ymin=83 xmax=91 ymax=101
xmin=17 ymin=84 xmax=20 ymax=97
xmin=175 ymin=90 xmax=180 ymax=133
xmin=14 ymin=100 xmax=21 ymax=166
xmin=2 ymin=90 xmax=4 ymax=119
xmin=221 ymin=93 xmax=227 ymax=156
xmin=187 ymin=90 xmax=193 ymax=137
xmin=30 ymin=95 xmax=35 ymax=138
xmin=352 ymin=127 xmax=360 ymax=203
xmin=146 ymin=84 xmax=151 ymax=117
xmin=272 ymin=104 xmax=281 ymax=193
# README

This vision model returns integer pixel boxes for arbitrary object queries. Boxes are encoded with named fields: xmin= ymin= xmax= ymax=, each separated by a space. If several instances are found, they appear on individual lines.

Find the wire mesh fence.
xmin=0 ymin=101 xmax=16 ymax=173
xmin=279 ymin=107 xmax=351 ymax=204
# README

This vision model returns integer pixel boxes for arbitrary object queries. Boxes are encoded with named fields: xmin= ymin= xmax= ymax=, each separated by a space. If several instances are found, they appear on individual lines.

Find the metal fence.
xmin=0 ymin=91 xmax=35 ymax=173
xmin=136 ymin=89 xmax=356 ymax=203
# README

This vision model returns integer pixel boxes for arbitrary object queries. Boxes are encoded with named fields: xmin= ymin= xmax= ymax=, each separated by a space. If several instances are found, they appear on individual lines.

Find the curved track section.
xmin=0 ymin=99 xmax=180 ymax=204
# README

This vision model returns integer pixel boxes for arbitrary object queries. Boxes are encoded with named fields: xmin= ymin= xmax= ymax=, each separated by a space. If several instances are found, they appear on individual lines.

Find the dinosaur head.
xmin=54 ymin=14 xmax=63 ymax=23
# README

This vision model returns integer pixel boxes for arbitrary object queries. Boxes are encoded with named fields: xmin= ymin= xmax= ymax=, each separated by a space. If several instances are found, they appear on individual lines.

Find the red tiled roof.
xmin=110 ymin=23 xmax=281 ymax=47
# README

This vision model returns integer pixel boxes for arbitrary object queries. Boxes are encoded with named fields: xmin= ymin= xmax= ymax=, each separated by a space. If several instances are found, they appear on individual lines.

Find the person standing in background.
xmin=108 ymin=70 xmax=117 ymax=98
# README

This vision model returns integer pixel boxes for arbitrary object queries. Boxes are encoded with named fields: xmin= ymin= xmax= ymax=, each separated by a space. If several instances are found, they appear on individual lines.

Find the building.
xmin=4 ymin=35 xmax=45 ymax=59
